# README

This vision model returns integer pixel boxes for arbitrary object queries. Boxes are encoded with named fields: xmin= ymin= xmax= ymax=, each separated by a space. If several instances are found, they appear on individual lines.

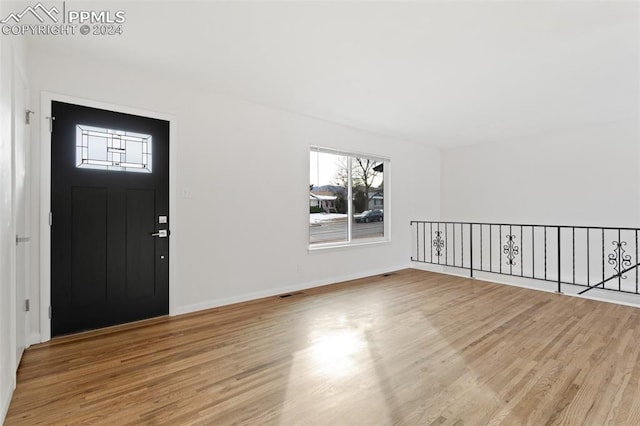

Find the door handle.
xmin=16 ymin=235 xmax=30 ymax=244
xmin=151 ymin=230 xmax=168 ymax=238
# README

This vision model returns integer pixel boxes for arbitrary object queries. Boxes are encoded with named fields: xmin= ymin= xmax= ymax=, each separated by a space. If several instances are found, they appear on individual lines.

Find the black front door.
xmin=51 ymin=101 xmax=170 ymax=336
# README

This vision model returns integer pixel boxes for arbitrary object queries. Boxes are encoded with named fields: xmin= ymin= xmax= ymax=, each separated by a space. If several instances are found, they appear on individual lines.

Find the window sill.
xmin=308 ymin=238 xmax=390 ymax=252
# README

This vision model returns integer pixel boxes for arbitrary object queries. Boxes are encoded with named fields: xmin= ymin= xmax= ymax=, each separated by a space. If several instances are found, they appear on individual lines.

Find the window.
xmin=310 ymin=147 xmax=387 ymax=247
xmin=76 ymin=124 xmax=152 ymax=173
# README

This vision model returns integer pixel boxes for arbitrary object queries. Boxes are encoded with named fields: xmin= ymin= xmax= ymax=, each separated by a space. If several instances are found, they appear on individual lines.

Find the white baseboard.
xmin=28 ymin=333 xmax=41 ymax=346
xmin=409 ymin=264 xmax=640 ymax=309
xmin=1 ymin=380 xmax=14 ymax=425
xmin=409 ymin=262 xmax=444 ymax=273
xmin=174 ymin=265 xmax=405 ymax=316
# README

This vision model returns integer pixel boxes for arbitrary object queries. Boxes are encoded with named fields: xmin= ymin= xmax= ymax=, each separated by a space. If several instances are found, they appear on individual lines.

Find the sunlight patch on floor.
xmin=279 ymin=325 xmax=392 ymax=424
xmin=309 ymin=329 xmax=363 ymax=378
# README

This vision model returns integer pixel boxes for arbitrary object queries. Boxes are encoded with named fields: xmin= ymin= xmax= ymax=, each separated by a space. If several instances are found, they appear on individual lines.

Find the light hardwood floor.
xmin=7 ymin=269 xmax=640 ymax=425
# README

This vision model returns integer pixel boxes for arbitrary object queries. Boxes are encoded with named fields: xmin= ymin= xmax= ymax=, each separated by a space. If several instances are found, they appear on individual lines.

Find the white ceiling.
xmin=26 ymin=1 xmax=639 ymax=147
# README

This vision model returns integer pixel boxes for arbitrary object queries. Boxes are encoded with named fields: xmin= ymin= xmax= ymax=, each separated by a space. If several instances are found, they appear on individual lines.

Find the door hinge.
xmin=49 ymin=306 xmax=52 ymax=319
xmin=46 ymin=116 xmax=55 ymax=133
xmin=16 ymin=235 xmax=30 ymax=244
xmin=25 ymin=299 xmax=30 ymax=312
xmin=49 ymin=212 xmax=53 ymax=227
xmin=26 ymin=109 xmax=34 ymax=124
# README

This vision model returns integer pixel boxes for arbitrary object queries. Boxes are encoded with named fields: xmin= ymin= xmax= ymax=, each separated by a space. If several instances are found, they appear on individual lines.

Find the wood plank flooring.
xmin=7 ymin=269 xmax=640 ymax=425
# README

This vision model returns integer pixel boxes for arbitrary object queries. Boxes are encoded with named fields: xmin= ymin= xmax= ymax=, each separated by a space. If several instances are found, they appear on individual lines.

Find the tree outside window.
xmin=310 ymin=147 xmax=387 ymax=246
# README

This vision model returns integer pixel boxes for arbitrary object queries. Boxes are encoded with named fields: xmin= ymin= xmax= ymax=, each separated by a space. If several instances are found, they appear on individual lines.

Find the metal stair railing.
xmin=410 ymin=221 xmax=640 ymax=296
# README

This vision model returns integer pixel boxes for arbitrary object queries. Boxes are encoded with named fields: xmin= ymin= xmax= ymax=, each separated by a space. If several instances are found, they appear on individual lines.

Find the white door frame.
xmin=12 ymin=54 xmax=30 ymax=365
xmin=39 ymin=92 xmax=178 ymax=342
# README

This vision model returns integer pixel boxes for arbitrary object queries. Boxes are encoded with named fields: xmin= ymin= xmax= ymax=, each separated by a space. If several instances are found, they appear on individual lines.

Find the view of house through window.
xmin=310 ymin=147 xmax=386 ymax=246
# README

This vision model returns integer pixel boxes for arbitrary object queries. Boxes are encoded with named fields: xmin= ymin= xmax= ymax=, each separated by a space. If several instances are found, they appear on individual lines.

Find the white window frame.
xmin=309 ymin=146 xmax=390 ymax=250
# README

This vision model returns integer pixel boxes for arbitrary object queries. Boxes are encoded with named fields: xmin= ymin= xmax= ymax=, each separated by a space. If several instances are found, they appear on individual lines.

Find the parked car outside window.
xmin=354 ymin=210 xmax=384 ymax=223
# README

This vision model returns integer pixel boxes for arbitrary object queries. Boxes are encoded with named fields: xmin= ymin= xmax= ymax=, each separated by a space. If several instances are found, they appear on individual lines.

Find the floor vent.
xmin=278 ymin=292 xmax=303 ymax=299
xmin=382 ymin=272 xmax=395 ymax=277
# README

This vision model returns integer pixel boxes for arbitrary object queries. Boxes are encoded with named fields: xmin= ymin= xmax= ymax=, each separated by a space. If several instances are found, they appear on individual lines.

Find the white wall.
xmin=431 ymin=120 xmax=640 ymax=307
xmin=0 ymin=30 xmax=28 ymax=422
xmin=440 ymin=121 xmax=639 ymax=227
xmin=26 ymin=45 xmax=440 ymax=340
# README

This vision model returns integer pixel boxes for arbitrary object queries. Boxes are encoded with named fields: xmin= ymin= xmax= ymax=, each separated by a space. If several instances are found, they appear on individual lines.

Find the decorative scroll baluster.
xmin=433 ymin=231 xmax=444 ymax=257
xmin=503 ymin=235 xmax=520 ymax=266
xmin=609 ymin=240 xmax=632 ymax=279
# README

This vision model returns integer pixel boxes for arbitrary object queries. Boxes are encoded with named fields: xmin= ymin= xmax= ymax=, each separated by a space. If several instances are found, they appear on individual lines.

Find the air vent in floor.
xmin=278 ymin=292 xmax=303 ymax=299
